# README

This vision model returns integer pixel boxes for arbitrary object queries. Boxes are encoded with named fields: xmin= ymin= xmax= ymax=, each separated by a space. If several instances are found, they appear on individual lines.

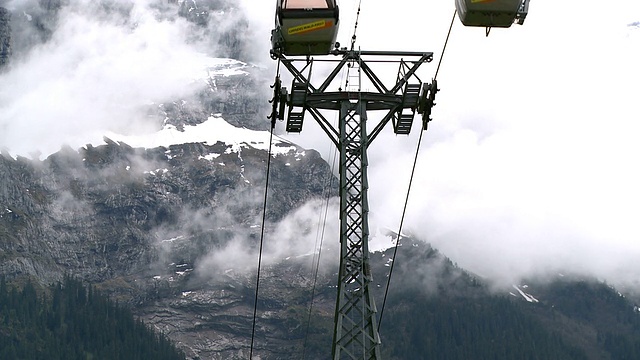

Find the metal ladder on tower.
xmin=392 ymin=61 xmax=422 ymax=135
xmin=286 ymin=81 xmax=308 ymax=133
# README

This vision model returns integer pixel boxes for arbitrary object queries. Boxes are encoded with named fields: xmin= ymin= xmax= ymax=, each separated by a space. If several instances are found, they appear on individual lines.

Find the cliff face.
xmin=0 ymin=100 xmax=344 ymax=359
xmin=0 ymin=137 xmax=331 ymax=277
xmin=0 ymin=120 xmax=337 ymax=360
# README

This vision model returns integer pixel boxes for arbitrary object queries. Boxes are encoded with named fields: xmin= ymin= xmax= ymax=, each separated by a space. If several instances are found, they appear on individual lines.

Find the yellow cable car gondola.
xmin=271 ymin=0 xmax=340 ymax=57
xmin=456 ymin=0 xmax=529 ymax=33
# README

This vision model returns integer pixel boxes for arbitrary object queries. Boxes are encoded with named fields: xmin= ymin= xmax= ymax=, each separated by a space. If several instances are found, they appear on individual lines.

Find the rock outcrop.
xmin=0 ymin=123 xmax=338 ymax=359
xmin=0 ymin=7 xmax=10 ymax=68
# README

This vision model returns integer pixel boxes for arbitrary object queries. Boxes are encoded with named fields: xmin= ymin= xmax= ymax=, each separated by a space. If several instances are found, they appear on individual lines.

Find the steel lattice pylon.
xmin=270 ymin=49 xmax=436 ymax=360
xmin=332 ymin=100 xmax=380 ymax=359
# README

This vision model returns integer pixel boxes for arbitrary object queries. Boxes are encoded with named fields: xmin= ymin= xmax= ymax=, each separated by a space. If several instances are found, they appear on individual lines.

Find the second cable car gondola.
xmin=456 ymin=0 xmax=529 ymax=29
xmin=271 ymin=0 xmax=340 ymax=57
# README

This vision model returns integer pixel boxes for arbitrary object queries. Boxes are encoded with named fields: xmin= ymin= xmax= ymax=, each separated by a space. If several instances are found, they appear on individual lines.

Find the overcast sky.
xmin=1 ymin=0 xmax=639 ymax=288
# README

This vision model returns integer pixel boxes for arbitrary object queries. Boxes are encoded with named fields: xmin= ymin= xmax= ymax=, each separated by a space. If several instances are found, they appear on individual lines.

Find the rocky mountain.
xmin=0 ymin=83 xmax=335 ymax=360
xmin=0 ymin=4 xmax=333 ymax=359
xmin=3 ymin=1 xmax=640 ymax=360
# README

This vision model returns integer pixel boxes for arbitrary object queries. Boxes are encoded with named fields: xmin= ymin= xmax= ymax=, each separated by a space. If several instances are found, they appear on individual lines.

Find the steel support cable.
xmin=377 ymin=9 xmax=457 ymax=334
xmin=344 ymin=0 xmax=362 ymax=91
xmin=435 ymin=9 xmax=457 ymax=80
xmin=250 ymin=59 xmax=282 ymax=359
xmin=301 ymin=146 xmax=338 ymax=360
xmin=350 ymin=0 xmax=363 ymax=50
xmin=248 ymin=127 xmax=274 ymax=359
xmin=302 ymin=67 xmax=347 ymax=359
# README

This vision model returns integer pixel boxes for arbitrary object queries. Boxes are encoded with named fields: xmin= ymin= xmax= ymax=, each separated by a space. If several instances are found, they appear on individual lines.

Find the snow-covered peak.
xmin=204 ymin=58 xmax=249 ymax=78
xmin=105 ymin=114 xmax=300 ymax=157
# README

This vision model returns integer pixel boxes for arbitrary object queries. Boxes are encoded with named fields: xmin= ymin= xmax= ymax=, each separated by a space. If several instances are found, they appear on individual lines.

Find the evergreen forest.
xmin=377 ymin=282 xmax=640 ymax=360
xmin=0 ymin=276 xmax=186 ymax=360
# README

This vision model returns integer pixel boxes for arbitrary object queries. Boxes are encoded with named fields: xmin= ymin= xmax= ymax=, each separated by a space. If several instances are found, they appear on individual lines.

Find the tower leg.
xmin=332 ymin=100 xmax=381 ymax=360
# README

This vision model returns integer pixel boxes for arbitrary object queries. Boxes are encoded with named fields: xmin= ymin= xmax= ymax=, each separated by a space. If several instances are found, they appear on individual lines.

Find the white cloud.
xmin=258 ymin=0 xmax=640 ymax=287
xmin=195 ymin=198 xmax=340 ymax=277
xmin=0 ymin=0 xmax=216 ymax=158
